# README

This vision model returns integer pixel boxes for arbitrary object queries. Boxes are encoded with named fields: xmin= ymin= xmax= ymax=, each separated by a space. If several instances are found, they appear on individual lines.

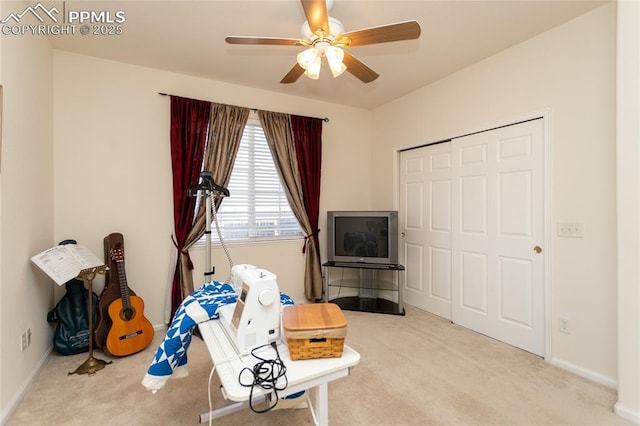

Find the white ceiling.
xmin=49 ymin=0 xmax=607 ymax=109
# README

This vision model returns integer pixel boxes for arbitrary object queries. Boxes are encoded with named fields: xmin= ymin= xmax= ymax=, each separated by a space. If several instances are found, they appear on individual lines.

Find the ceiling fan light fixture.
xmin=304 ymin=59 xmax=321 ymax=79
xmin=297 ymin=43 xmax=346 ymax=80
xmin=324 ymin=45 xmax=343 ymax=63
xmin=297 ymin=47 xmax=321 ymax=79
xmin=325 ymin=45 xmax=346 ymax=78
xmin=297 ymin=47 xmax=319 ymax=70
xmin=328 ymin=58 xmax=346 ymax=78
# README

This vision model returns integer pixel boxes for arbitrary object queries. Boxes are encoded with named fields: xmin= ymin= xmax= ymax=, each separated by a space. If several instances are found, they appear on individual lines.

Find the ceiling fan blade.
xmin=342 ymin=51 xmax=379 ymax=83
xmin=337 ymin=21 xmax=421 ymax=47
xmin=301 ymin=0 xmax=330 ymax=37
xmin=226 ymin=36 xmax=303 ymax=46
xmin=281 ymin=63 xmax=305 ymax=84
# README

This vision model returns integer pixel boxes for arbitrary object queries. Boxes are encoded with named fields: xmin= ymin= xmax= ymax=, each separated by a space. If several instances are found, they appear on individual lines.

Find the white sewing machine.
xmin=218 ymin=264 xmax=281 ymax=355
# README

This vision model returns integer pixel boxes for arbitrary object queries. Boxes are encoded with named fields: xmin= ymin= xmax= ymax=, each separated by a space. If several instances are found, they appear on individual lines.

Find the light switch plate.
xmin=557 ymin=222 xmax=584 ymax=238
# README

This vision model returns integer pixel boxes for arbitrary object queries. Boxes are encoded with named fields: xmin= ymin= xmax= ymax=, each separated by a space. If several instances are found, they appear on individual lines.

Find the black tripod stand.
xmin=188 ymin=172 xmax=230 ymax=282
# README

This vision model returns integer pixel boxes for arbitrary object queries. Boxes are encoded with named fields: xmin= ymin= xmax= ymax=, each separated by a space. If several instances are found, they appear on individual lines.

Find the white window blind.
xmin=213 ymin=121 xmax=302 ymax=241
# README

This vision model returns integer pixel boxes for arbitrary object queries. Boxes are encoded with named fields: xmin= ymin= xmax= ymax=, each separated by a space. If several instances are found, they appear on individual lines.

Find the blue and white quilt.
xmin=141 ymin=280 xmax=293 ymax=392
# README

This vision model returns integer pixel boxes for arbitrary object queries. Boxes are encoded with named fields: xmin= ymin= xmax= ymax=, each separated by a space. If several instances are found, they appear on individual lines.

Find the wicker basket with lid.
xmin=282 ymin=303 xmax=347 ymax=360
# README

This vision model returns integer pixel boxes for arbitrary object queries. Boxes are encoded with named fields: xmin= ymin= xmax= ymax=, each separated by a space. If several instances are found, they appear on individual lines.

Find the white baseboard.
xmin=549 ymin=357 xmax=617 ymax=389
xmin=614 ymin=402 xmax=640 ymax=424
xmin=549 ymin=358 xmax=640 ymax=424
xmin=1 ymin=345 xmax=53 ymax=425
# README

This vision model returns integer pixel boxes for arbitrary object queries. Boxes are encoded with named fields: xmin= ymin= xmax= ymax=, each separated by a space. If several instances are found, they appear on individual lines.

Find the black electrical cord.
xmin=238 ymin=342 xmax=288 ymax=413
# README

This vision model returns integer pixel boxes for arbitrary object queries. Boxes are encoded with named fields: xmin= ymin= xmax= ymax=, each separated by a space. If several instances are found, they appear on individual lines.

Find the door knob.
xmin=401 ymin=232 xmax=405 ymax=237
xmin=533 ymin=246 xmax=542 ymax=254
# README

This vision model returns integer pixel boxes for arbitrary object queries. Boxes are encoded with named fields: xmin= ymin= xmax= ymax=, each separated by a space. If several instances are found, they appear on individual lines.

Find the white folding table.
xmin=197 ymin=318 xmax=360 ymax=425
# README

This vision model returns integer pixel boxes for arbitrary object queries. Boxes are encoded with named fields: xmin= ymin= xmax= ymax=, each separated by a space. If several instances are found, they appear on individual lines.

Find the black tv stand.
xmin=322 ymin=262 xmax=405 ymax=315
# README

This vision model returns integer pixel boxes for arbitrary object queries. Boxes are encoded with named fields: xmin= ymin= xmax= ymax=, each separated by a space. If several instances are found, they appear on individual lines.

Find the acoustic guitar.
xmin=95 ymin=233 xmax=127 ymax=349
xmin=104 ymin=238 xmax=154 ymax=357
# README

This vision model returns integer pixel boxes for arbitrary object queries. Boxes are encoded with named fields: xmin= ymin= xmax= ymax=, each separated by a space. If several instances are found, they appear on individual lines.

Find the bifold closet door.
xmin=450 ymin=119 xmax=545 ymax=356
xmin=400 ymin=119 xmax=545 ymax=356
xmin=399 ymin=142 xmax=452 ymax=319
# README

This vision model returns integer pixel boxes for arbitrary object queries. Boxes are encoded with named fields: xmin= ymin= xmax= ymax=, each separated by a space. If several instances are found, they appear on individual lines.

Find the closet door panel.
xmin=400 ymin=143 xmax=452 ymax=319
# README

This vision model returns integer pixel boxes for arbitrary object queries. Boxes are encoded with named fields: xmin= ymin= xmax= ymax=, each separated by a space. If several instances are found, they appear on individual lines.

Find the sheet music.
xmin=31 ymin=244 xmax=104 ymax=285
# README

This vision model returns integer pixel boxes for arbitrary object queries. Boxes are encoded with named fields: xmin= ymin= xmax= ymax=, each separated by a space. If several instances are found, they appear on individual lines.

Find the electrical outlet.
xmin=559 ymin=317 xmax=571 ymax=334
xmin=20 ymin=331 xmax=27 ymax=351
xmin=20 ymin=329 xmax=32 ymax=351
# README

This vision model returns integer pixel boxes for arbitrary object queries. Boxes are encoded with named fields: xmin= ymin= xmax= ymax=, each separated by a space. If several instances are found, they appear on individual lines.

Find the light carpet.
xmin=6 ymin=305 xmax=631 ymax=425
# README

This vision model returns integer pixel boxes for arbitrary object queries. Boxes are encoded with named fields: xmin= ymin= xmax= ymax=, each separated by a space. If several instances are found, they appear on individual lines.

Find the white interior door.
xmin=399 ymin=142 xmax=452 ymax=319
xmin=451 ymin=119 xmax=545 ymax=356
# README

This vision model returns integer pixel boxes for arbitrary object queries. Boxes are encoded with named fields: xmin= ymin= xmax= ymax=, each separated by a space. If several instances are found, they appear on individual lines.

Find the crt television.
xmin=326 ymin=211 xmax=399 ymax=266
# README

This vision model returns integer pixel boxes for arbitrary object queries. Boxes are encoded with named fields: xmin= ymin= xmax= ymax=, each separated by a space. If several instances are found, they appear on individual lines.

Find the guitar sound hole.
xmin=122 ymin=308 xmax=135 ymax=321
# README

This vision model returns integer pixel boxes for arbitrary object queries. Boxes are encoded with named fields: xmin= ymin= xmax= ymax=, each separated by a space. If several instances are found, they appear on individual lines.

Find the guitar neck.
xmin=115 ymin=260 xmax=131 ymax=308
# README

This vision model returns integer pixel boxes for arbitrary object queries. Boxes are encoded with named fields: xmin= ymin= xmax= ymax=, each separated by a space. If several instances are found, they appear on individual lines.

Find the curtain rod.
xmin=158 ymin=92 xmax=329 ymax=123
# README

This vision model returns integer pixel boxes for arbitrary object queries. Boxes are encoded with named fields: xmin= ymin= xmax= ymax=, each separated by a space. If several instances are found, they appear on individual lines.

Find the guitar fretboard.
xmin=115 ymin=259 xmax=132 ymax=311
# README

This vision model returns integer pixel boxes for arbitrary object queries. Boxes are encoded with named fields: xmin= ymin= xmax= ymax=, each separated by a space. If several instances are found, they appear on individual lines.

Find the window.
xmin=211 ymin=120 xmax=302 ymax=242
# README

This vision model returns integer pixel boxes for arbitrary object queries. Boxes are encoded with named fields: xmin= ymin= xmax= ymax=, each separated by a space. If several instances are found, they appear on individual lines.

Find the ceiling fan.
xmin=225 ymin=0 xmax=421 ymax=84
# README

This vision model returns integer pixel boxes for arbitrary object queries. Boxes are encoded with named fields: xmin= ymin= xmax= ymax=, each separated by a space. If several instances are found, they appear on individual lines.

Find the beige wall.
xmin=371 ymin=4 xmax=618 ymax=385
xmin=0 ymin=8 xmax=55 ymax=419
xmin=52 ymin=50 xmax=373 ymax=323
